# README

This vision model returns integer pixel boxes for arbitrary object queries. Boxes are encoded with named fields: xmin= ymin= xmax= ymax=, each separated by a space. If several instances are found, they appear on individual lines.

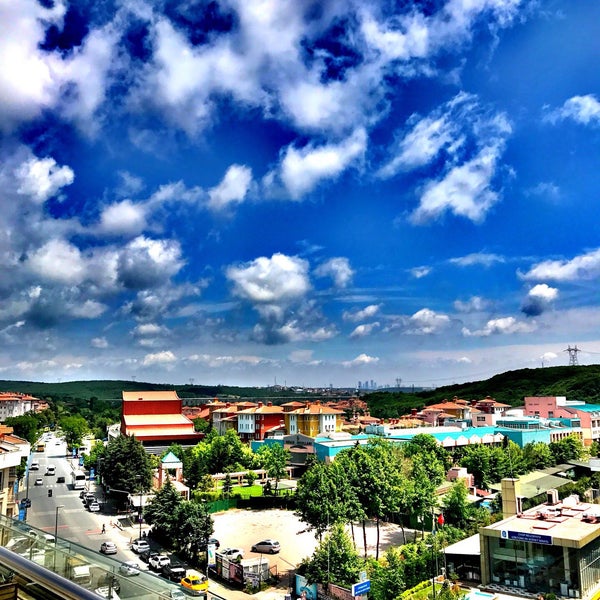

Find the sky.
xmin=1 ymin=0 xmax=600 ymax=390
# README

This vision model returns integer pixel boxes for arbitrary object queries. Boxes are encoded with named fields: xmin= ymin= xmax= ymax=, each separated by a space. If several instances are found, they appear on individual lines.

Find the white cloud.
xmin=226 ymin=253 xmax=310 ymax=303
xmin=27 ymin=239 xmax=86 ymax=285
xmin=70 ymin=300 xmax=107 ymax=319
xmin=450 ymin=252 xmax=505 ymax=267
xmin=528 ymin=284 xmax=558 ymax=301
xmin=208 ymin=164 xmax=253 ymax=211
xmin=15 ymin=156 xmax=74 ymax=204
xmin=521 ymin=283 xmax=559 ymax=317
xmin=454 ymin=296 xmax=490 ymax=313
xmin=134 ymin=323 xmax=167 ymax=336
xmin=98 ymin=200 xmax=147 ymax=236
xmin=410 ymin=266 xmax=432 ymax=278
xmin=541 ymin=351 xmax=558 ymax=364
xmin=343 ymin=353 xmax=379 ymax=367
xmin=314 ymin=257 xmax=354 ymax=288
xmin=520 ymin=248 xmax=600 ymax=281
xmin=271 ymin=129 xmax=367 ymax=199
xmin=407 ymin=308 xmax=450 ymax=334
xmin=462 ymin=316 xmax=536 ymax=337
xmin=142 ymin=350 xmax=177 ymax=366
xmin=350 ymin=322 xmax=380 ymax=338
xmin=546 ymin=94 xmax=600 ymax=126
xmin=411 ymin=146 xmax=502 ymax=224
xmin=343 ymin=304 xmax=382 ymax=322
xmin=91 ymin=337 xmax=108 ymax=349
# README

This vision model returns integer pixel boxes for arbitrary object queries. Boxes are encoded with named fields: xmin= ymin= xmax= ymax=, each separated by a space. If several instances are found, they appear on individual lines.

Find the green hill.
xmin=364 ymin=365 xmax=600 ymax=419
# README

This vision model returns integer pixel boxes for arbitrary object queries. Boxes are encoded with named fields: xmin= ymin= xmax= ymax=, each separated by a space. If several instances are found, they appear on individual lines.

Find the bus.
xmin=71 ymin=470 xmax=86 ymax=490
xmin=35 ymin=442 xmax=45 ymax=452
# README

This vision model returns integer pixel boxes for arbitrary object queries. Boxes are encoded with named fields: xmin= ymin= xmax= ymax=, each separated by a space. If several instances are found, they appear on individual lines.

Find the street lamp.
xmin=136 ymin=476 xmax=143 ymax=540
xmin=54 ymin=505 xmax=64 ymax=571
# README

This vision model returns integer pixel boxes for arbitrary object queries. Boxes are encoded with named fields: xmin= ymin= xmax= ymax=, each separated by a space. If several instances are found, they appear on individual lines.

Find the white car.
xmin=119 ymin=561 xmax=141 ymax=576
xmin=94 ymin=587 xmax=120 ymax=599
xmin=148 ymin=554 xmax=170 ymax=571
xmin=88 ymin=502 xmax=101 ymax=512
xmin=218 ymin=547 xmax=244 ymax=560
xmin=131 ymin=538 xmax=150 ymax=553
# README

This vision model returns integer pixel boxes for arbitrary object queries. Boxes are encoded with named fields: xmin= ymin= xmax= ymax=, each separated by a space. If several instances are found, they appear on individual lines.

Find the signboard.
xmin=207 ymin=543 xmax=216 ymax=567
xmin=501 ymin=530 xmax=553 ymax=545
xmin=352 ymin=579 xmax=371 ymax=596
xmin=89 ymin=467 xmax=95 ymax=481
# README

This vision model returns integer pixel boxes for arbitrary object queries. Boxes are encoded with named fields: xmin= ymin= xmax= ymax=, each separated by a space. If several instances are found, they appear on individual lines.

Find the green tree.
xmin=143 ymin=478 xmax=183 ymax=546
xmin=208 ymin=429 xmax=252 ymax=473
xmin=256 ymin=443 xmax=290 ymax=494
xmin=523 ymin=441 xmax=554 ymax=471
xmin=222 ymin=474 xmax=233 ymax=498
xmin=302 ymin=522 xmax=364 ymax=588
xmin=549 ymin=435 xmax=584 ymax=464
xmin=173 ymin=500 xmax=214 ymax=562
xmin=5 ymin=414 xmax=41 ymax=444
xmin=192 ymin=417 xmax=211 ymax=433
xmin=59 ymin=415 xmax=90 ymax=452
xmin=442 ymin=480 xmax=472 ymax=530
xmin=102 ymin=435 xmax=153 ymax=494
xmin=368 ymin=547 xmax=405 ymax=600
xmin=245 ymin=470 xmax=257 ymax=487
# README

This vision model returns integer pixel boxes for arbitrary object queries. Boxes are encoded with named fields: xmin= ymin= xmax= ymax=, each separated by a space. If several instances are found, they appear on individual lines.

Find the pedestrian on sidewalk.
xmin=101 ymin=523 xmax=106 ymax=534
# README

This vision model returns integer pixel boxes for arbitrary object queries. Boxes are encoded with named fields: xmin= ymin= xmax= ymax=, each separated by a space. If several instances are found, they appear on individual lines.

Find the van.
xmin=46 ymin=465 xmax=56 ymax=476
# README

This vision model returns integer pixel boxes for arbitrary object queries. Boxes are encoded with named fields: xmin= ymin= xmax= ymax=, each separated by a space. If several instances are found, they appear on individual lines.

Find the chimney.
xmin=258 ymin=402 xmax=263 ymax=408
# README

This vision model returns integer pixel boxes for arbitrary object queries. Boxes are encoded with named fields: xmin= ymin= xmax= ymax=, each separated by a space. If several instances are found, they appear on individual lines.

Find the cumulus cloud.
xmin=142 ymin=350 xmax=177 ymax=366
xmin=27 ymin=239 xmax=87 ymax=285
xmin=15 ymin=156 xmax=74 ymax=204
xmin=266 ymin=129 xmax=367 ymax=199
xmin=520 ymin=248 xmax=600 ymax=282
xmin=546 ymin=94 xmax=600 ymax=126
xmin=226 ymin=253 xmax=310 ymax=303
xmin=343 ymin=304 xmax=382 ymax=322
xmin=98 ymin=200 xmax=147 ymax=236
xmin=350 ymin=322 xmax=380 ymax=338
xmin=117 ymin=236 xmax=185 ymax=290
xmin=410 ymin=266 xmax=432 ymax=278
xmin=521 ymin=283 xmax=558 ymax=317
xmin=207 ymin=164 xmax=253 ymax=211
xmin=462 ymin=316 xmax=536 ymax=337
xmin=91 ymin=337 xmax=108 ymax=349
xmin=343 ymin=353 xmax=379 ymax=367
xmin=407 ymin=308 xmax=451 ymax=334
xmin=314 ymin=257 xmax=354 ymax=288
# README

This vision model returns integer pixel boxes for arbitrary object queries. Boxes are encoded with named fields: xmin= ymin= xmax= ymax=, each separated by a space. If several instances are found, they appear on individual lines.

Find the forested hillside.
xmin=364 ymin=365 xmax=600 ymax=419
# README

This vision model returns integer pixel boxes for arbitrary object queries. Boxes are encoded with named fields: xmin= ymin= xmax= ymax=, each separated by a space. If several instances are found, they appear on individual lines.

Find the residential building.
xmin=237 ymin=402 xmax=285 ymax=442
xmin=0 ymin=392 xmax=37 ymax=421
xmin=283 ymin=401 xmax=344 ymax=437
xmin=0 ymin=425 xmax=30 ymax=518
xmin=120 ymin=391 xmax=204 ymax=453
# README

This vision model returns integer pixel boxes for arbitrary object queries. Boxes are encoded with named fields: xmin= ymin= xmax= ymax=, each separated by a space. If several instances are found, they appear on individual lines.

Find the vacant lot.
xmin=212 ymin=508 xmax=412 ymax=576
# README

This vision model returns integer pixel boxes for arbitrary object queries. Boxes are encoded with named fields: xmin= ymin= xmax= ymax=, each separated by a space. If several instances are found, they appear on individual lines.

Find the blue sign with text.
xmin=352 ymin=580 xmax=371 ymax=596
xmin=502 ymin=530 xmax=553 ymax=545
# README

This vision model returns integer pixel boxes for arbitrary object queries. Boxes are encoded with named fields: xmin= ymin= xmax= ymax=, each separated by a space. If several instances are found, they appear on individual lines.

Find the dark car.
xmin=57 ymin=476 xmax=65 ymax=483
xmin=160 ymin=564 xmax=187 ymax=582
xmin=139 ymin=550 xmax=157 ymax=564
xmin=200 ymin=537 xmax=220 ymax=550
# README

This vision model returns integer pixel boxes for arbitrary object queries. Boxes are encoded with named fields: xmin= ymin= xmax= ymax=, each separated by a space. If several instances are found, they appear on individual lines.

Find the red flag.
xmin=437 ymin=513 xmax=445 ymax=526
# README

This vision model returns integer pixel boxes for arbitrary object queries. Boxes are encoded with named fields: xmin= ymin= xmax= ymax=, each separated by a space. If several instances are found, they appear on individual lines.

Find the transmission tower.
xmin=564 ymin=345 xmax=580 ymax=366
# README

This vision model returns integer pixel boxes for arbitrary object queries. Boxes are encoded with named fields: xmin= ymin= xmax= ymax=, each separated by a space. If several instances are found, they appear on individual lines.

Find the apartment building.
xmin=0 ymin=426 xmax=30 ymax=518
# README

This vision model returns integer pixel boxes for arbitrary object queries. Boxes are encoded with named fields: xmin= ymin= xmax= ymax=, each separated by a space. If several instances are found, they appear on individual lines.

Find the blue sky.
xmin=1 ymin=0 xmax=600 ymax=389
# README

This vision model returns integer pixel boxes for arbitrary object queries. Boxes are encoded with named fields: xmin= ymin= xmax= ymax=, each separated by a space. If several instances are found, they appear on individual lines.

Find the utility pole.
xmin=564 ymin=345 xmax=580 ymax=366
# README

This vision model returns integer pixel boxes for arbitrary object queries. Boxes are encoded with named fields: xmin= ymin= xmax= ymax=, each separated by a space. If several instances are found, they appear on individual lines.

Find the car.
xmin=30 ymin=462 xmax=39 ymax=471
xmin=94 ymin=586 xmax=120 ymax=599
xmin=200 ymin=536 xmax=220 ymax=550
xmin=34 ymin=478 xmax=43 ymax=486
xmin=160 ymin=563 xmax=186 ymax=582
xmin=139 ymin=549 xmax=156 ymax=564
xmin=57 ymin=476 xmax=65 ymax=483
xmin=218 ymin=547 xmax=244 ymax=560
xmin=148 ymin=553 xmax=170 ymax=571
xmin=167 ymin=591 xmax=186 ymax=600
xmin=100 ymin=541 xmax=118 ymax=555
xmin=180 ymin=573 xmax=209 ymax=596
xmin=119 ymin=560 xmax=141 ymax=576
xmin=251 ymin=539 xmax=280 ymax=554
xmin=89 ymin=501 xmax=101 ymax=512
xmin=131 ymin=538 xmax=150 ymax=554
xmin=84 ymin=493 xmax=96 ymax=504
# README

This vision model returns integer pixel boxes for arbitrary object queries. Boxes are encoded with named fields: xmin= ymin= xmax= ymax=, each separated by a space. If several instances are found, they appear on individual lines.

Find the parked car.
xmin=94 ymin=586 xmax=120 ymax=599
xmin=167 ymin=590 xmax=186 ymax=600
xmin=100 ymin=541 xmax=117 ymax=555
xmin=200 ymin=536 xmax=220 ymax=550
xmin=218 ymin=547 xmax=244 ymax=560
xmin=56 ymin=476 xmax=65 ymax=483
xmin=148 ymin=554 xmax=170 ymax=571
xmin=160 ymin=563 xmax=186 ymax=582
xmin=139 ymin=550 xmax=157 ymax=564
xmin=131 ymin=538 xmax=150 ymax=554
xmin=119 ymin=561 xmax=141 ymax=576
xmin=88 ymin=501 xmax=101 ymax=512
xmin=34 ymin=478 xmax=43 ymax=486
xmin=251 ymin=539 xmax=280 ymax=554
xmin=180 ymin=573 xmax=209 ymax=596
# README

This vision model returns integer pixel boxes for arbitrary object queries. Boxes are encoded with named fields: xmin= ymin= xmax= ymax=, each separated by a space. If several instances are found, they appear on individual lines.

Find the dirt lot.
xmin=212 ymin=508 xmax=413 ymax=577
